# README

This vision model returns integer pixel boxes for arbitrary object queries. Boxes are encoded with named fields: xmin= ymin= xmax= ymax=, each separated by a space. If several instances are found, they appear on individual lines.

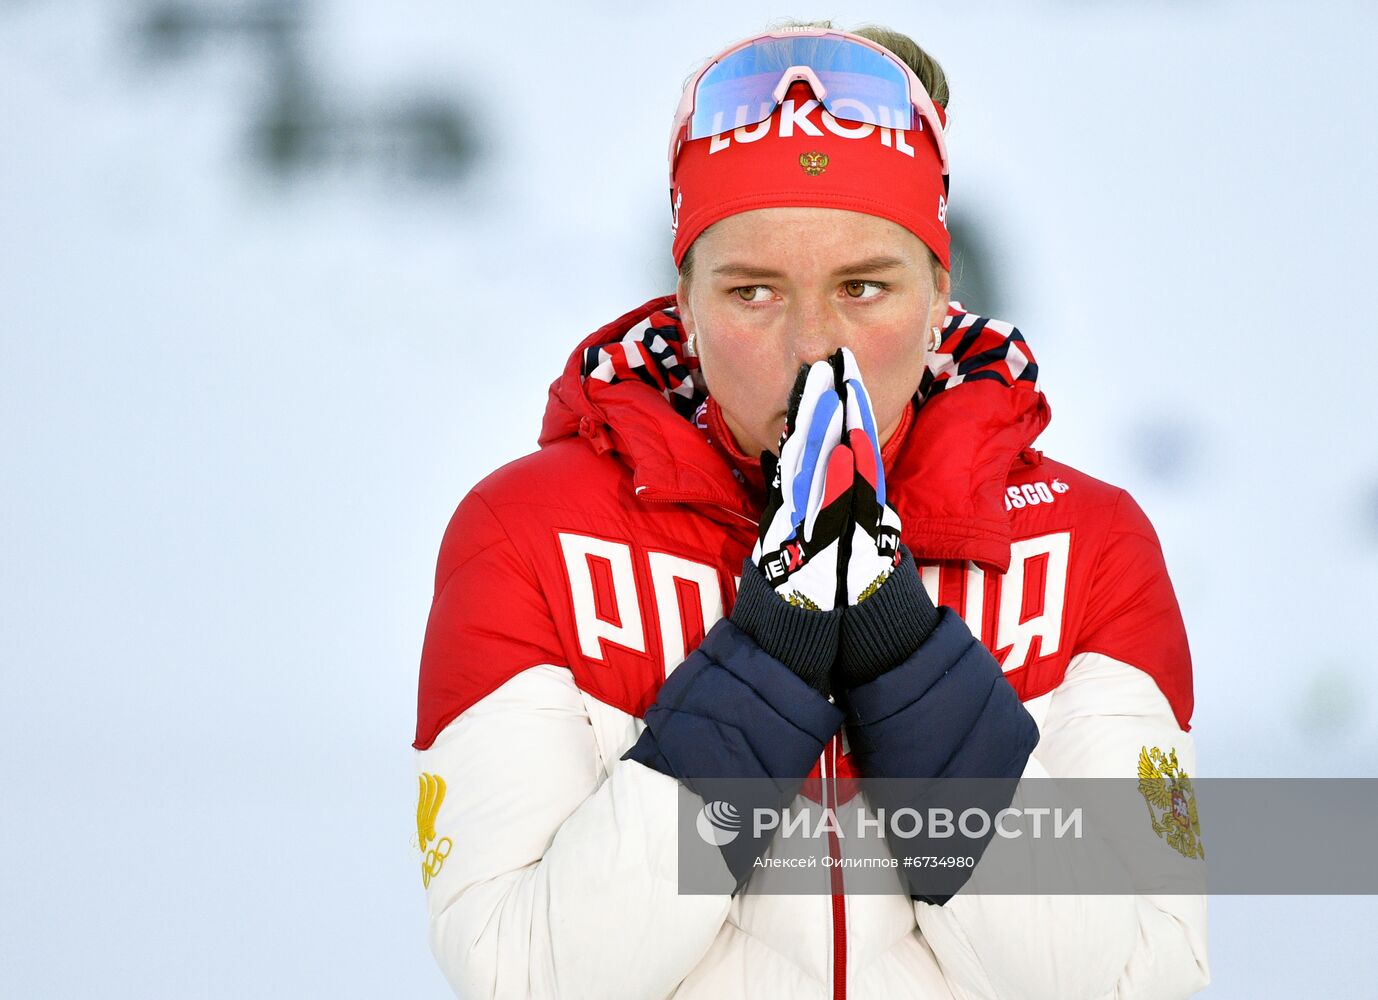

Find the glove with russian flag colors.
xmin=833 ymin=348 xmax=941 ymax=690
xmin=730 ymin=357 xmax=853 ymax=697
xmin=837 ymin=347 xmax=904 ymax=605
xmin=752 ymin=358 xmax=851 ymax=612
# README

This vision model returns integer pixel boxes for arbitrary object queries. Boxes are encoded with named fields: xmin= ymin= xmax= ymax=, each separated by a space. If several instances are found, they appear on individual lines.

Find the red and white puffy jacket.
xmin=413 ymin=297 xmax=1209 ymax=999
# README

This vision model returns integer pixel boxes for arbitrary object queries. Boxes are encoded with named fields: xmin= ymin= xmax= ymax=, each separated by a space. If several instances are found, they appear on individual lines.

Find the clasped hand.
xmin=753 ymin=348 xmax=904 ymax=614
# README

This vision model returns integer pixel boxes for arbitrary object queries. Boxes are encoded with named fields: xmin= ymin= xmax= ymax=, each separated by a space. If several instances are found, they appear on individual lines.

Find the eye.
xmin=843 ymin=280 xmax=886 ymax=300
xmin=733 ymin=285 xmax=772 ymax=303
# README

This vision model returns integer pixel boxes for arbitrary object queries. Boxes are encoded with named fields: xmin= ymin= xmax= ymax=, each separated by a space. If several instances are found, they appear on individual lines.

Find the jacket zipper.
xmin=824 ymin=735 xmax=847 ymax=1000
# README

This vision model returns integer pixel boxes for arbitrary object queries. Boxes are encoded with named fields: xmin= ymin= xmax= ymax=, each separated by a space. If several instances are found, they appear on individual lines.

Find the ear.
xmin=676 ymin=275 xmax=695 ymax=334
xmin=927 ymin=266 xmax=952 ymax=333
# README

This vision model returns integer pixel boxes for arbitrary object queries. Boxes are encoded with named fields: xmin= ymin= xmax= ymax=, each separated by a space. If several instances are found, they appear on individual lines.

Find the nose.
xmin=787 ymin=296 xmax=843 ymax=367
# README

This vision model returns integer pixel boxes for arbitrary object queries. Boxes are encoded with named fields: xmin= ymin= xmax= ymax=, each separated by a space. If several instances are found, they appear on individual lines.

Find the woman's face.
xmin=678 ymin=207 xmax=952 ymax=458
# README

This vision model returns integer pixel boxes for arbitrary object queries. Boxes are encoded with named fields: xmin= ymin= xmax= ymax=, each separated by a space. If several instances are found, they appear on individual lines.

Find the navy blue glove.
xmin=623 ymin=617 xmax=844 ymax=888
xmin=845 ymin=608 xmax=1039 ymax=903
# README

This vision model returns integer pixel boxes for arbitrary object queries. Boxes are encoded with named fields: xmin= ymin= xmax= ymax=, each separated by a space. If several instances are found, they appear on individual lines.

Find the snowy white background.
xmin=2 ymin=0 xmax=1376 ymax=996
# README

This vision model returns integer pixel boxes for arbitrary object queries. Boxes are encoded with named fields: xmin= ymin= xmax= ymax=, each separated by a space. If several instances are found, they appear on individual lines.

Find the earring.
xmin=930 ymin=326 xmax=942 ymax=352
xmin=686 ymin=330 xmax=698 ymax=356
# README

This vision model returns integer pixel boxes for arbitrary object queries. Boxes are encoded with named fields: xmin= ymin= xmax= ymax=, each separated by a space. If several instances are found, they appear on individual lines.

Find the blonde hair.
xmin=677 ymin=20 xmax=950 ymax=284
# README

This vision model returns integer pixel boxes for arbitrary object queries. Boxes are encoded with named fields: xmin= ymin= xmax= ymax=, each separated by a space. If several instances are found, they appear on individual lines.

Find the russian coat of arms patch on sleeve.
xmin=1138 ymin=746 xmax=1205 ymax=860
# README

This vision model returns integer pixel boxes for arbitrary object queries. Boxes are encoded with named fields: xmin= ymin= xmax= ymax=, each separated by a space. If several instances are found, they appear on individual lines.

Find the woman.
xmin=413 ymin=21 xmax=1208 ymax=999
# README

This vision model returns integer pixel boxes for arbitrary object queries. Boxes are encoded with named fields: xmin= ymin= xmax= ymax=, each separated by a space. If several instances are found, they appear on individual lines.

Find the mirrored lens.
xmin=687 ymin=37 xmax=913 ymax=139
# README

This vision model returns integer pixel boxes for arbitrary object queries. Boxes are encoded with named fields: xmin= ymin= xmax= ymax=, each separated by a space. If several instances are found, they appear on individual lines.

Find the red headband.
xmin=670 ymin=82 xmax=950 ymax=269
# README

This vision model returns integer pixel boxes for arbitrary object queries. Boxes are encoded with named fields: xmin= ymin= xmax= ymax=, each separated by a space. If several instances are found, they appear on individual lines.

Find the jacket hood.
xmin=540 ymin=295 xmax=1051 ymax=573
